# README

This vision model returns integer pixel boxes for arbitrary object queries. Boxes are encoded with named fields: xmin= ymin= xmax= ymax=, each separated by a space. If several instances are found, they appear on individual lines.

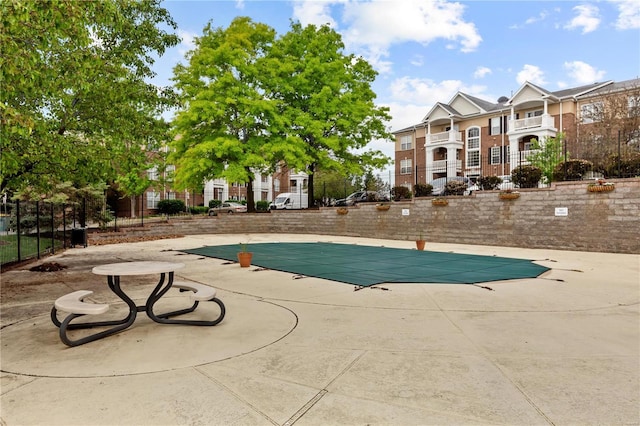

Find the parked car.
xmin=498 ymin=175 xmax=516 ymax=191
xmin=208 ymin=202 xmax=247 ymax=215
xmin=334 ymin=191 xmax=389 ymax=206
xmin=429 ymin=177 xmax=475 ymax=196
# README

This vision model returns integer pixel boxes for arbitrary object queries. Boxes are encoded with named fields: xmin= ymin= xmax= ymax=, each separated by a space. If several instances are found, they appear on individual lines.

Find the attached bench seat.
xmin=51 ymin=290 xmax=134 ymax=347
xmin=148 ymin=280 xmax=225 ymax=326
xmin=54 ymin=290 xmax=109 ymax=315
xmin=172 ymin=281 xmax=216 ymax=301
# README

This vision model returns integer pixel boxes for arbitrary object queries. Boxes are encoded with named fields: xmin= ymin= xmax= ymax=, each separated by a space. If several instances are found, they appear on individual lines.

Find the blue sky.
xmin=153 ymin=0 xmax=640 ymax=163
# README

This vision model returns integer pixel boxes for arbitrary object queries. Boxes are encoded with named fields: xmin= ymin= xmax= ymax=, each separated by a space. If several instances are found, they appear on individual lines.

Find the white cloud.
xmin=235 ymin=0 xmax=245 ymax=10
xmin=177 ymin=29 xmax=197 ymax=56
xmin=516 ymin=65 xmax=547 ymax=85
xmin=410 ymin=54 xmax=424 ymax=67
xmin=563 ymin=61 xmax=606 ymax=84
xmin=473 ymin=66 xmax=492 ymax=79
xmin=609 ymin=0 xmax=640 ymax=29
xmin=292 ymin=0 xmax=481 ymax=74
xmin=564 ymin=4 xmax=600 ymax=34
xmin=525 ymin=10 xmax=549 ymax=25
xmin=389 ymin=77 xmax=488 ymax=110
xmin=292 ymin=0 xmax=338 ymax=28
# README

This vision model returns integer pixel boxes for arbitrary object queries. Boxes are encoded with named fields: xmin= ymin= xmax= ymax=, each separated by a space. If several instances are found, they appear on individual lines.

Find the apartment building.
xmin=394 ymin=78 xmax=640 ymax=189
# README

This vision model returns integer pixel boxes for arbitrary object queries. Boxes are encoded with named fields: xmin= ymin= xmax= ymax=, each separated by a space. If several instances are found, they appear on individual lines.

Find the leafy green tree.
xmin=170 ymin=17 xmax=277 ymax=213
xmin=527 ymin=133 xmax=566 ymax=184
xmin=1 ymin=0 xmax=179 ymax=198
xmin=263 ymin=22 xmax=393 ymax=208
xmin=313 ymin=169 xmax=359 ymax=203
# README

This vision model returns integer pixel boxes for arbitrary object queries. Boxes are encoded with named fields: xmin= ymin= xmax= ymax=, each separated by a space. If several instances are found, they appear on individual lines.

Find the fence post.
xmin=63 ymin=204 xmax=67 ymax=249
xmin=36 ymin=201 xmax=41 ymax=259
xmin=16 ymin=199 xmax=21 ymax=262
xmin=51 ymin=202 xmax=55 ymax=254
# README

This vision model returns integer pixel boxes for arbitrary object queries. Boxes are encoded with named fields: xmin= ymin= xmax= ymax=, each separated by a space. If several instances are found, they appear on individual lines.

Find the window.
xmin=490 ymin=146 xmax=501 ymax=165
xmin=505 ymin=146 xmax=510 ymax=163
xmin=466 ymin=127 xmax=480 ymax=167
xmin=489 ymin=117 xmax=501 ymax=135
xmin=147 ymin=166 xmax=158 ymax=181
xmin=629 ymin=95 xmax=640 ymax=117
xmin=467 ymin=151 xmax=480 ymax=167
xmin=581 ymin=102 xmax=603 ymax=123
xmin=400 ymin=159 xmax=412 ymax=174
xmin=274 ymin=178 xmax=280 ymax=192
xmin=146 ymin=191 xmax=160 ymax=209
xmin=167 ymin=192 xmax=176 ymax=200
xmin=400 ymin=135 xmax=412 ymax=150
xmin=526 ymin=110 xmax=543 ymax=118
xmin=165 ymin=164 xmax=175 ymax=182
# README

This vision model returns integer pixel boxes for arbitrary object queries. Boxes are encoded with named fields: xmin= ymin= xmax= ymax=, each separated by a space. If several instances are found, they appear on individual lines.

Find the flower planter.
xmin=336 ymin=207 xmax=349 ymax=215
xmin=237 ymin=252 xmax=253 ymax=268
xmin=587 ymin=184 xmax=615 ymax=192
xmin=415 ymin=240 xmax=426 ymax=251
xmin=499 ymin=192 xmax=520 ymax=200
xmin=431 ymin=199 xmax=448 ymax=206
xmin=376 ymin=204 xmax=390 ymax=211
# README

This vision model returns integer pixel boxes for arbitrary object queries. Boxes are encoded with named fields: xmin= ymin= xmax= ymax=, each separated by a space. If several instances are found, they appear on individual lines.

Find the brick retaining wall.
xmin=92 ymin=179 xmax=640 ymax=254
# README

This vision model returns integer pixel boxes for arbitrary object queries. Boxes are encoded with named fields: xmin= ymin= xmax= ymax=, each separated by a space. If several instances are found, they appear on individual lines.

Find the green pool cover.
xmin=181 ymin=242 xmax=549 ymax=287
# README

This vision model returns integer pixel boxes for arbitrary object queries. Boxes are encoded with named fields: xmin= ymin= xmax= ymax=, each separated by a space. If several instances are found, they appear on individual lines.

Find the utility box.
xmin=71 ymin=228 xmax=87 ymax=248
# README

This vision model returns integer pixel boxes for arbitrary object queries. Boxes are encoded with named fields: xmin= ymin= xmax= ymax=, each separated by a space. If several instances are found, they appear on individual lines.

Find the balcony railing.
xmin=509 ymin=114 xmax=555 ymax=132
xmin=426 ymin=131 xmax=463 ymax=144
xmin=430 ymin=159 xmax=462 ymax=173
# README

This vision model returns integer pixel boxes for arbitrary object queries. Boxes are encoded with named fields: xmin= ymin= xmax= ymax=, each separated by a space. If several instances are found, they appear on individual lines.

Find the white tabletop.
xmin=92 ymin=261 xmax=185 ymax=276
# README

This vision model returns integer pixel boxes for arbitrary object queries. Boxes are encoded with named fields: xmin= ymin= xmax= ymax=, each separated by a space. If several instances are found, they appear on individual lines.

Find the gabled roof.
xmin=573 ymin=78 xmax=639 ymax=98
xmin=421 ymin=102 xmax=461 ymax=122
xmin=552 ymin=81 xmax=612 ymax=99
xmin=506 ymin=81 xmax=558 ymax=106
xmin=458 ymin=93 xmax=499 ymax=112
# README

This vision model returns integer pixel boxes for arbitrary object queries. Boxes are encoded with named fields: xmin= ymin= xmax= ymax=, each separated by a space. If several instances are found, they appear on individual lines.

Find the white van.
xmin=269 ymin=193 xmax=308 ymax=210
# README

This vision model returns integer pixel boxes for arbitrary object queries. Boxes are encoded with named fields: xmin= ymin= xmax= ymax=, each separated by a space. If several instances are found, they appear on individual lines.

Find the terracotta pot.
xmin=416 ymin=240 xmax=426 ymax=251
xmin=376 ymin=204 xmax=390 ymax=211
xmin=336 ymin=207 xmax=349 ymax=215
xmin=237 ymin=252 xmax=253 ymax=268
xmin=432 ymin=199 xmax=448 ymax=206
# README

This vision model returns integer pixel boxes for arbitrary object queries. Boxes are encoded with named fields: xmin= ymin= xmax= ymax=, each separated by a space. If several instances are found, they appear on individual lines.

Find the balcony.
xmin=508 ymin=114 xmax=556 ymax=133
xmin=426 ymin=130 xmax=463 ymax=145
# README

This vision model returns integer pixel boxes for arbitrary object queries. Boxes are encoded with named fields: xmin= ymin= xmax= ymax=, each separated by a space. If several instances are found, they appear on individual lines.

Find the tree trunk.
xmin=246 ymin=175 xmax=256 ymax=213
xmin=307 ymin=163 xmax=316 ymax=208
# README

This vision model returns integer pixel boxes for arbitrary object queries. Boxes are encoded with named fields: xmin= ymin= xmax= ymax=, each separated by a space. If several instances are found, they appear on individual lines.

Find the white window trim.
xmin=400 ymin=135 xmax=412 ymax=150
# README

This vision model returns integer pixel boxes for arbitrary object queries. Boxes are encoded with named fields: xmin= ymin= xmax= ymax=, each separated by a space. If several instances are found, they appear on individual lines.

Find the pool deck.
xmin=1 ymin=234 xmax=639 ymax=425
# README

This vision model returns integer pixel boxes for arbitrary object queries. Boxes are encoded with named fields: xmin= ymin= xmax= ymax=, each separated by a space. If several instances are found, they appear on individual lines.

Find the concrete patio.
xmin=1 ymin=234 xmax=638 ymax=425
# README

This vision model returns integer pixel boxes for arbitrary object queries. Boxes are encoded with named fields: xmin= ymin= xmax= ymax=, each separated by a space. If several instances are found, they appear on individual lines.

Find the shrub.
xmin=256 ymin=200 xmax=270 ymax=211
xmin=391 ymin=186 xmax=411 ymax=200
xmin=477 ymin=176 xmax=502 ymax=190
xmin=552 ymin=159 xmax=593 ymax=181
xmin=444 ymin=180 xmax=467 ymax=195
xmin=413 ymin=183 xmax=433 ymax=197
xmin=511 ymin=165 xmax=542 ymax=188
xmin=208 ymin=199 xmax=222 ymax=208
xmin=157 ymin=199 xmax=185 ymax=215
xmin=604 ymin=153 xmax=640 ymax=178
xmin=189 ymin=206 xmax=208 ymax=215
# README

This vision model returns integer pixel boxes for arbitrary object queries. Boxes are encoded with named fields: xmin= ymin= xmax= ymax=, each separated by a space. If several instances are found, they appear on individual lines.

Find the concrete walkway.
xmin=1 ymin=234 xmax=638 ymax=425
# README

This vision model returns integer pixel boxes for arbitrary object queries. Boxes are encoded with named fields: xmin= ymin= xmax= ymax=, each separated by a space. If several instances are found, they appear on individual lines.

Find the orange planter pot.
xmin=499 ymin=192 xmax=520 ymax=200
xmin=416 ymin=240 xmax=426 ymax=251
xmin=588 ymin=184 xmax=615 ymax=192
xmin=237 ymin=252 xmax=253 ymax=268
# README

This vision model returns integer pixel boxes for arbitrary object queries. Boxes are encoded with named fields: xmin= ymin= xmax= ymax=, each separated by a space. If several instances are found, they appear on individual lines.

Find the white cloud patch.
xmin=563 ymin=61 xmax=606 ymax=84
xmin=410 ymin=54 xmax=424 ymax=67
xmin=292 ymin=0 xmax=338 ymax=28
xmin=526 ymin=10 xmax=549 ymax=25
xmin=473 ymin=66 xmax=492 ymax=79
xmin=178 ymin=29 xmax=197 ymax=56
xmin=292 ymin=0 xmax=481 ymax=74
xmin=389 ymin=77 xmax=487 ymax=108
xmin=610 ymin=0 xmax=640 ymax=29
xmin=564 ymin=4 xmax=600 ymax=34
xmin=516 ymin=64 xmax=547 ymax=85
